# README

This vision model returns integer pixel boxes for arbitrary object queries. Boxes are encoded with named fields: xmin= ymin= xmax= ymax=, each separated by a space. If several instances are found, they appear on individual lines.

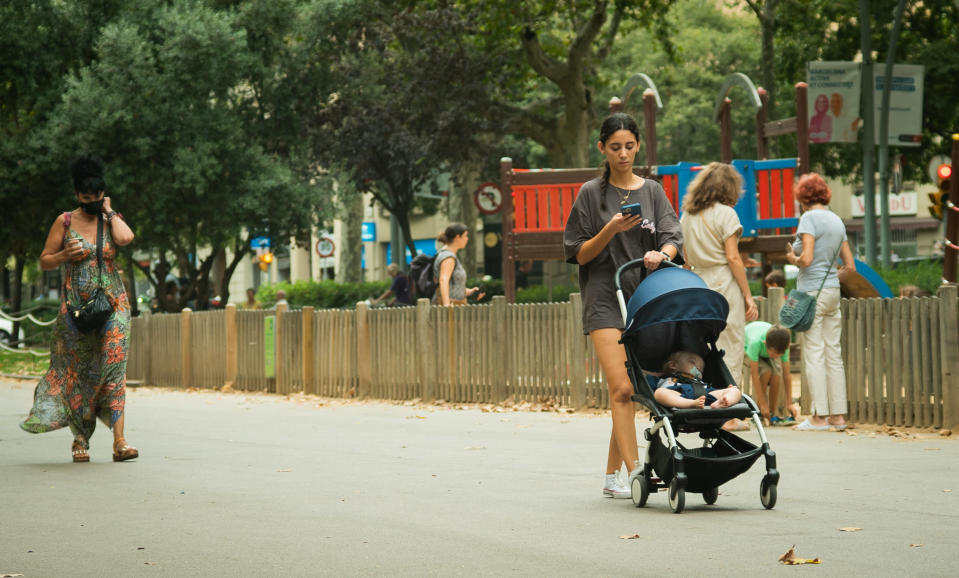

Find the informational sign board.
xmin=873 ymin=64 xmax=924 ymax=147
xmin=851 ymin=192 xmax=917 ymax=217
xmin=361 ymin=222 xmax=376 ymax=242
xmin=264 ymin=315 xmax=275 ymax=378
xmin=806 ymin=61 xmax=861 ymax=144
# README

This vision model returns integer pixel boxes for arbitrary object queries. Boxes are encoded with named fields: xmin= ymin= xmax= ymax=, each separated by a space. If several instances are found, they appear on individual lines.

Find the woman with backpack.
xmin=433 ymin=223 xmax=484 ymax=306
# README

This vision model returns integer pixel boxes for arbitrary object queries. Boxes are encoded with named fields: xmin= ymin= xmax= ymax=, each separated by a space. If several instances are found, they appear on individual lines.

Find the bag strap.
xmin=813 ymin=244 xmax=843 ymax=298
xmin=94 ymin=212 xmax=104 ymax=288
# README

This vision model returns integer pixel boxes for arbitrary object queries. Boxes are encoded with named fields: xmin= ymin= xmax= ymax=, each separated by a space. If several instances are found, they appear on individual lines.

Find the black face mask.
xmin=79 ymin=199 xmax=104 ymax=215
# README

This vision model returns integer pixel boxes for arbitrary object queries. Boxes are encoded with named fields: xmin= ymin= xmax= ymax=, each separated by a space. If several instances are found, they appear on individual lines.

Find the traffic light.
xmin=928 ymin=163 xmax=952 ymax=219
xmin=258 ymin=251 xmax=274 ymax=271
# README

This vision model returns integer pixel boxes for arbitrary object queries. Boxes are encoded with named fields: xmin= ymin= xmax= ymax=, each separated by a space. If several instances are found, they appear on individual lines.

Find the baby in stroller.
xmin=654 ymin=351 xmax=743 ymax=410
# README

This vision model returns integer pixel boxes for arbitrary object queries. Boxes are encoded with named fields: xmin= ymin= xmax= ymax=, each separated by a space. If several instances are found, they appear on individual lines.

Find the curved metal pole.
xmin=622 ymin=73 xmax=664 ymax=111
xmin=712 ymin=72 xmax=763 ymax=122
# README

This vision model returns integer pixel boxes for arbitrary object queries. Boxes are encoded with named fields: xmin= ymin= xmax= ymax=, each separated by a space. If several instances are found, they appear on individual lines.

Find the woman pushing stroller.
xmin=563 ymin=112 xmax=683 ymax=499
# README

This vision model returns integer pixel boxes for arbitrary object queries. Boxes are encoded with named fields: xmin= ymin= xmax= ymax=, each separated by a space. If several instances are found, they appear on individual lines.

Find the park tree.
xmin=318 ymin=3 xmax=501 ymax=260
xmin=774 ymin=0 xmax=959 ymax=182
xmin=44 ymin=0 xmax=325 ymax=310
xmin=602 ymin=0 xmax=761 ymax=164
xmin=0 ymin=1 xmax=130 ymax=327
xmin=455 ymin=0 xmax=675 ymax=167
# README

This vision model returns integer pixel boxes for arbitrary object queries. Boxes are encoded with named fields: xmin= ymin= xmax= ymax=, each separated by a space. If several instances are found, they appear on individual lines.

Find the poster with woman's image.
xmin=807 ymin=61 xmax=861 ymax=143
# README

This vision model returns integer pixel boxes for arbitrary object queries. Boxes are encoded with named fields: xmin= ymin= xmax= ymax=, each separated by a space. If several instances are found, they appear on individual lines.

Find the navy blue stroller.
xmin=614 ymin=260 xmax=779 ymax=513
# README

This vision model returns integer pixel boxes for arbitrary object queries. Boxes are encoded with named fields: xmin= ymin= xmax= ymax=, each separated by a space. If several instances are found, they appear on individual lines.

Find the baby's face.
xmin=681 ymin=355 xmax=705 ymax=374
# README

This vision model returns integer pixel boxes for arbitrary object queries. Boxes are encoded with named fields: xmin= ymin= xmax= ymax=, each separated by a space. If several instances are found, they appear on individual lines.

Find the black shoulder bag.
xmin=67 ymin=213 xmax=113 ymax=333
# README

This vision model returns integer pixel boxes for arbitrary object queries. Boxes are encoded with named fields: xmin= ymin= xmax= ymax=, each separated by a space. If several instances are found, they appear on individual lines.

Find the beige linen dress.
xmin=680 ymin=204 xmax=746 ymax=385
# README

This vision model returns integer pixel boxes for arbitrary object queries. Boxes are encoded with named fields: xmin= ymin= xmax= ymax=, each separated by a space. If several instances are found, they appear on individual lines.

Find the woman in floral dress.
xmin=21 ymin=156 xmax=138 ymax=463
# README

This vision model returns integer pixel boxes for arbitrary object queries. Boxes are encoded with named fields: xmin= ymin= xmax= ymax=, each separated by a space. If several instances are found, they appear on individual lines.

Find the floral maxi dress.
xmin=21 ymin=214 xmax=131 ymax=448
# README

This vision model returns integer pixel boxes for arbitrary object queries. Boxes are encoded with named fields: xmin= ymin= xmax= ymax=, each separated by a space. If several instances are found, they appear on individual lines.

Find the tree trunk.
xmin=450 ymin=162 xmax=480 ymax=276
xmin=340 ymin=193 xmax=364 ymax=283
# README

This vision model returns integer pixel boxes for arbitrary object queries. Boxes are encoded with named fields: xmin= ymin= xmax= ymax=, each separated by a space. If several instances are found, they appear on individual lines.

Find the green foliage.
xmin=875 ymin=259 xmax=944 ymax=296
xmin=0 ymin=350 xmax=49 ymax=377
xmin=257 ymin=279 xmax=389 ymax=309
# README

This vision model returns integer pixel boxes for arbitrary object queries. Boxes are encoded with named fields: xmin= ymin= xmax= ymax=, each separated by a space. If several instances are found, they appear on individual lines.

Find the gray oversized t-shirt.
xmin=563 ymin=177 xmax=683 ymax=334
xmin=791 ymin=208 xmax=847 ymax=292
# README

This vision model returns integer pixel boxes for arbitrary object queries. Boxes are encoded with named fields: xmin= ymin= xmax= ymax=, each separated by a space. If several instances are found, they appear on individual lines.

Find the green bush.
xmin=875 ymin=259 xmax=943 ymax=296
xmin=257 ymin=279 xmax=391 ymax=309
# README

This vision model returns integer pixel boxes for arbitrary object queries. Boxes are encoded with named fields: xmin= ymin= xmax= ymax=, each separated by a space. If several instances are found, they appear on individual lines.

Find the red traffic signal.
xmin=937 ymin=163 xmax=952 ymax=182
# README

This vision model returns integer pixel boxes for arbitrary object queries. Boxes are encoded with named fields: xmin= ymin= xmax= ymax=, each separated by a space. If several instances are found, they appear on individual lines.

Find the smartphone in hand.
xmin=620 ymin=202 xmax=642 ymax=217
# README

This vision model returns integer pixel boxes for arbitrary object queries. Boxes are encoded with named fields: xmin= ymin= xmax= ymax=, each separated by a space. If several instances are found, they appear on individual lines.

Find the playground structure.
xmin=499 ymin=74 xmax=911 ymax=302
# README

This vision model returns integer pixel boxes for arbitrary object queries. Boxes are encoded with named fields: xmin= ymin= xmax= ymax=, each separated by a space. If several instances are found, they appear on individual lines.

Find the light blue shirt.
xmin=792 ymin=208 xmax=847 ymax=292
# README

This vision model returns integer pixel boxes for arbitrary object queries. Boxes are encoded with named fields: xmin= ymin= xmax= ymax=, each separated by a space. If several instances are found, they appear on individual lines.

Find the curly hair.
xmin=795 ymin=173 xmax=832 ymax=205
xmin=682 ymin=162 xmax=742 ymax=214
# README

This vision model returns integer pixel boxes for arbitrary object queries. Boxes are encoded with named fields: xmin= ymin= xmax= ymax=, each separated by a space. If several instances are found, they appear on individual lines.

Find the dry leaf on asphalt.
xmin=778 ymin=545 xmax=821 ymax=565
xmin=619 ymin=534 xmax=641 ymax=540
xmin=839 ymin=527 xmax=862 ymax=532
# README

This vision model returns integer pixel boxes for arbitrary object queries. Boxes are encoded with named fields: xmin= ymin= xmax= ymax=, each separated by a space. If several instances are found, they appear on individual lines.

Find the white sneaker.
xmin=603 ymin=473 xmax=631 ymax=499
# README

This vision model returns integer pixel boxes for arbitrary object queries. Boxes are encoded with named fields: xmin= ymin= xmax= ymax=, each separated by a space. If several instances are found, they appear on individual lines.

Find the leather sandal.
xmin=112 ymin=438 xmax=139 ymax=462
xmin=72 ymin=440 xmax=90 ymax=463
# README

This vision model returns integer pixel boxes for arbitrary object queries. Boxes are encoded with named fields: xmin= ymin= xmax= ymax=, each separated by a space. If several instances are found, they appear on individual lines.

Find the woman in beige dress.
xmin=680 ymin=163 xmax=759 ymax=401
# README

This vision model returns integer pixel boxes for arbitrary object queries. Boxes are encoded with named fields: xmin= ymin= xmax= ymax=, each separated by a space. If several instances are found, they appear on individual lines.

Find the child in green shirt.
xmin=744 ymin=321 xmax=798 ymax=424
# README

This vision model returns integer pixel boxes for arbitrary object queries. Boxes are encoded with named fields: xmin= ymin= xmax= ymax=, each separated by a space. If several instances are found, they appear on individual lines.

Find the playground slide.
xmin=839 ymin=259 xmax=894 ymax=299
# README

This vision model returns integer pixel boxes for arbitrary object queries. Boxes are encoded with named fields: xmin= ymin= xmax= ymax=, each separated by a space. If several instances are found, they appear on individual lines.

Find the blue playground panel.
xmin=657 ymin=158 xmax=799 ymax=238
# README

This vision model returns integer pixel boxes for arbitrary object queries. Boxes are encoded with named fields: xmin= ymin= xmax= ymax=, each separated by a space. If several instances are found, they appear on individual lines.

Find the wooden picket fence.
xmin=126 ymin=286 xmax=959 ymax=428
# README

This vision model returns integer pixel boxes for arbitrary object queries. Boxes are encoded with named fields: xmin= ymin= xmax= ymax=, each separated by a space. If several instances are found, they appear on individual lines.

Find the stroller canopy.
xmin=622 ymin=267 xmax=729 ymax=370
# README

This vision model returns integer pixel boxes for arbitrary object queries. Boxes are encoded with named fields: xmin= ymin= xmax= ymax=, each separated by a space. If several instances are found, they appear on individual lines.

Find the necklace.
xmin=611 ymin=180 xmax=640 ymax=205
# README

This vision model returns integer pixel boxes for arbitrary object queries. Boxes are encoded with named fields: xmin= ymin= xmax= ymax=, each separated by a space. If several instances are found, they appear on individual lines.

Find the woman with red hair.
xmin=784 ymin=173 xmax=855 ymax=431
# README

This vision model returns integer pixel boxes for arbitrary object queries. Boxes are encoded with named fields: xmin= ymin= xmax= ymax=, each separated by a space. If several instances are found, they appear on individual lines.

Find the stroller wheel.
xmin=761 ymin=479 xmax=778 ymax=510
xmin=702 ymin=486 xmax=719 ymax=505
xmin=631 ymin=475 xmax=649 ymax=508
xmin=668 ymin=479 xmax=685 ymax=514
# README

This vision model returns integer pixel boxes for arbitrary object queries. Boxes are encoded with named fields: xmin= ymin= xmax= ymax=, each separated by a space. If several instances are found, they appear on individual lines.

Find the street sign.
xmin=316 ymin=236 xmax=335 ymax=258
xmin=361 ymin=222 xmax=376 ymax=242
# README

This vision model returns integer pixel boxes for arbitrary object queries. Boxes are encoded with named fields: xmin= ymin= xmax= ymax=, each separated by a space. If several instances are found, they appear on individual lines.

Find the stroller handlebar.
xmin=614 ymin=257 xmax=681 ymax=291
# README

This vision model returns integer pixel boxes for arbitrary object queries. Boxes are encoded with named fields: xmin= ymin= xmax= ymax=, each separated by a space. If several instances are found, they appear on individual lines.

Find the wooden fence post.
xmin=275 ymin=303 xmax=287 ymax=394
xmin=302 ymin=306 xmax=314 ymax=395
xmin=416 ymin=298 xmax=435 ymax=401
xmin=491 ymin=296 xmax=508 ymax=402
xmin=141 ymin=311 xmax=152 ymax=387
xmin=225 ymin=304 xmax=237 ymax=389
xmin=356 ymin=301 xmax=371 ymax=398
xmin=180 ymin=308 xmax=192 ymax=389
xmin=569 ymin=293 xmax=587 ymax=410
xmin=939 ymin=285 xmax=959 ymax=429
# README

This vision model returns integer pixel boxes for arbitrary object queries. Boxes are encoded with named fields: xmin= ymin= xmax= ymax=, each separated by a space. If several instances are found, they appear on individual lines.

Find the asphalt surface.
xmin=1 ymin=377 xmax=957 ymax=577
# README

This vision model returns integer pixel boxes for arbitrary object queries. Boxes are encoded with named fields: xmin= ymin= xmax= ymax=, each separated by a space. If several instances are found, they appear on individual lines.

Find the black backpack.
xmin=409 ymin=252 xmax=437 ymax=300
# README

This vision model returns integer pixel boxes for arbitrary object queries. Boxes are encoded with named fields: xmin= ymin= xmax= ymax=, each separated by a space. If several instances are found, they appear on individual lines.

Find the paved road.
xmin=1 ymin=377 xmax=956 ymax=577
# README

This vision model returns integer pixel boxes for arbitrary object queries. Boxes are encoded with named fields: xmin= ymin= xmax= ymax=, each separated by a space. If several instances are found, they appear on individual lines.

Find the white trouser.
xmin=800 ymin=287 xmax=847 ymax=416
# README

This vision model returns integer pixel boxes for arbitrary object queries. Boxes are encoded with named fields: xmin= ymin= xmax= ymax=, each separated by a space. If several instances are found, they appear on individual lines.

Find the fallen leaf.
xmin=277 ymin=468 xmax=293 ymax=472
xmin=619 ymin=534 xmax=641 ymax=540
xmin=839 ymin=527 xmax=862 ymax=532
xmin=779 ymin=545 xmax=821 ymax=565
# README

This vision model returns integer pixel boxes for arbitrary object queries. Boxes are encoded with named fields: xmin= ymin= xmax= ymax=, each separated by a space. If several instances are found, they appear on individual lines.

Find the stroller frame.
xmin=614 ymin=259 xmax=779 ymax=513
